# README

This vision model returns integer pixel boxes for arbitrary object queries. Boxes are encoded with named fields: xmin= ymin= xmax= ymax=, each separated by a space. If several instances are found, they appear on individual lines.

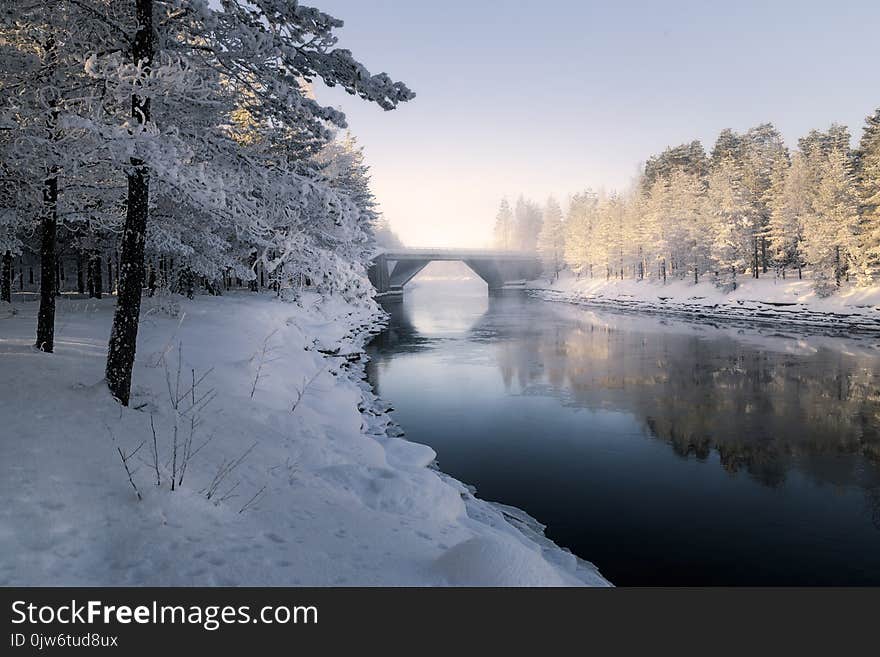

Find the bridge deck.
xmin=375 ymin=248 xmax=537 ymax=261
xmin=368 ymin=248 xmax=542 ymax=295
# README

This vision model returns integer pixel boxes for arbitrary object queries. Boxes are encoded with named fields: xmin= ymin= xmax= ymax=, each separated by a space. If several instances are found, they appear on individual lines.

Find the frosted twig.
xmin=291 ymin=365 xmax=327 ymax=413
xmin=204 ymin=442 xmax=258 ymax=500
xmin=149 ymin=414 xmax=161 ymax=486
xmin=149 ymin=312 xmax=186 ymax=368
xmin=250 ymin=328 xmax=280 ymax=399
xmin=238 ymin=485 xmax=267 ymax=514
xmin=116 ymin=441 xmax=146 ymax=502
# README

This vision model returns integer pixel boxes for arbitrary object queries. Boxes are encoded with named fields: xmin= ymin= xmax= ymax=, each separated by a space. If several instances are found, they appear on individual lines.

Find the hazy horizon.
xmin=316 ymin=0 xmax=880 ymax=248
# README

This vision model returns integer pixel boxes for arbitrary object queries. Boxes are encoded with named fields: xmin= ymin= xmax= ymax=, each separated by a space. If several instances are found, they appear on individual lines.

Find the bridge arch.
xmin=368 ymin=249 xmax=542 ymax=297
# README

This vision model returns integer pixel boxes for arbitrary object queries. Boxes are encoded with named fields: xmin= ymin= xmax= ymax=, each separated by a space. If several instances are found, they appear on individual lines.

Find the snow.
xmin=529 ymin=270 xmax=880 ymax=333
xmin=433 ymin=536 xmax=573 ymax=587
xmin=0 ymin=293 xmax=608 ymax=587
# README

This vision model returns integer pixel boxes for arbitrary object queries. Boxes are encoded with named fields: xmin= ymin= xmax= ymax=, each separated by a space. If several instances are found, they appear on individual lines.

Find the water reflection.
xmin=477 ymin=306 xmax=880 ymax=491
xmin=367 ymin=279 xmax=880 ymax=584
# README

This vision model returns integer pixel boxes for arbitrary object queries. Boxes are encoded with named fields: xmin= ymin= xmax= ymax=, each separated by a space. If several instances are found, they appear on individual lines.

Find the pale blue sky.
xmin=316 ymin=0 xmax=880 ymax=247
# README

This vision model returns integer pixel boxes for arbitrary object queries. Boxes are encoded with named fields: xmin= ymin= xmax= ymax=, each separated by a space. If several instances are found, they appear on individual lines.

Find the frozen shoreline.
xmin=528 ymin=272 xmax=880 ymax=335
xmin=0 ymin=293 xmax=609 ymax=587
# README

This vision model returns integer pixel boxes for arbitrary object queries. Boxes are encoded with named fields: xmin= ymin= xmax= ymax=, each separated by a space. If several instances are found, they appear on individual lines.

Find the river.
xmin=366 ymin=274 xmax=880 ymax=585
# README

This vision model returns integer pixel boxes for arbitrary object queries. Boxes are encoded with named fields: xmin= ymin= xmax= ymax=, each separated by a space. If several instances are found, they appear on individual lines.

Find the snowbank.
xmin=0 ymin=293 xmax=608 ymax=587
xmin=528 ymin=271 xmax=880 ymax=333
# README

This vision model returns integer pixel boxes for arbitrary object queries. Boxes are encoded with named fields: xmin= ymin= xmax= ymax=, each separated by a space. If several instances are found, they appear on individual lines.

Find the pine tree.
xmin=513 ymin=196 xmax=542 ymax=252
xmin=767 ymin=153 xmax=807 ymax=278
xmin=741 ymin=124 xmax=787 ymax=275
xmin=493 ymin=199 xmax=514 ymax=249
xmin=105 ymin=0 xmax=154 ymax=403
xmin=563 ymin=191 xmax=598 ymax=276
xmin=806 ymin=148 xmax=862 ymax=293
xmin=537 ymin=197 xmax=565 ymax=279
xmin=99 ymin=0 xmax=415 ymax=404
xmin=707 ymin=156 xmax=751 ymax=289
xmin=856 ymin=108 xmax=880 ymax=278
xmin=667 ymin=170 xmax=709 ymax=283
xmin=642 ymin=140 xmax=708 ymax=193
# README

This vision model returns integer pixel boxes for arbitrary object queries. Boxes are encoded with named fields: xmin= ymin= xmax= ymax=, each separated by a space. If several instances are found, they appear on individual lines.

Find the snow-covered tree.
xmin=667 ymin=170 xmax=710 ymax=283
xmin=537 ymin=197 xmax=565 ymax=279
xmin=95 ymin=0 xmax=414 ymax=404
xmin=513 ymin=196 xmax=542 ymax=252
xmin=707 ymin=156 xmax=752 ymax=289
xmin=856 ymin=108 xmax=880 ymax=277
xmin=642 ymin=140 xmax=708 ymax=193
xmin=766 ymin=153 xmax=807 ymax=278
xmin=493 ymin=199 xmax=514 ymax=250
xmin=741 ymin=123 xmax=787 ymax=275
xmin=563 ymin=191 xmax=598 ymax=276
xmin=805 ymin=148 xmax=862 ymax=293
xmin=2 ymin=1 xmax=415 ymax=404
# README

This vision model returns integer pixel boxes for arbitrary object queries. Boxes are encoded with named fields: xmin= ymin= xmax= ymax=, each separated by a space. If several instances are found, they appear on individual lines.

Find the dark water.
xmin=366 ymin=276 xmax=880 ymax=586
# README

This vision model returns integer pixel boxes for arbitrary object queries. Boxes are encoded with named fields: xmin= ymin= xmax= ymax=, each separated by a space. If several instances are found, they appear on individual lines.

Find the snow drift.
xmin=0 ymin=293 xmax=608 ymax=587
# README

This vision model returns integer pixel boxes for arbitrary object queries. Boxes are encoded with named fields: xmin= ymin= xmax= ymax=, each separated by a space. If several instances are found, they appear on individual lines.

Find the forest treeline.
xmin=495 ymin=114 xmax=880 ymax=295
xmin=0 ymin=1 xmax=411 ymax=405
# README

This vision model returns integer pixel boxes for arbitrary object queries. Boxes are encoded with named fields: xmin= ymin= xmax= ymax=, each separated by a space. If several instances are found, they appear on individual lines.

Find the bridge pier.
xmin=368 ymin=249 xmax=542 ymax=298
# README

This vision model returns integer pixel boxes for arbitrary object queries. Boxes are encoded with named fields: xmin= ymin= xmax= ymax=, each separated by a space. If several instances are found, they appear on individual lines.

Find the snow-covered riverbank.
xmin=0 ymin=293 xmax=608 ymax=587
xmin=528 ymin=271 xmax=880 ymax=334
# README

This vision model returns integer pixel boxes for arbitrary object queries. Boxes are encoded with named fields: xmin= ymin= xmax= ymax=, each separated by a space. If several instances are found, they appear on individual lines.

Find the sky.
xmin=315 ymin=0 xmax=880 ymax=248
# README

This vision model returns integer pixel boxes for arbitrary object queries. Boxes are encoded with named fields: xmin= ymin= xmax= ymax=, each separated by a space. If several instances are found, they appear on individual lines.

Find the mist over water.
xmin=367 ymin=269 xmax=880 ymax=585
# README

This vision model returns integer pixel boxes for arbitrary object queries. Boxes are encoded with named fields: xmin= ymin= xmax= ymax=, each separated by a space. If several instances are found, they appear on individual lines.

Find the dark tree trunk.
xmin=86 ymin=253 xmax=94 ymax=297
xmin=147 ymin=261 xmax=156 ymax=296
xmin=92 ymin=253 xmax=103 ymax=299
xmin=76 ymin=251 xmax=85 ymax=294
xmin=107 ymin=258 xmax=112 ymax=293
xmin=36 ymin=174 xmax=58 ymax=352
xmin=106 ymin=0 xmax=153 ymax=406
xmin=54 ymin=257 xmax=61 ymax=297
xmin=1 ymin=251 xmax=12 ymax=303
xmin=834 ymin=246 xmax=841 ymax=288
xmin=753 ymin=236 xmax=759 ymax=279
xmin=18 ymin=256 xmax=24 ymax=291
xmin=761 ymin=236 xmax=768 ymax=273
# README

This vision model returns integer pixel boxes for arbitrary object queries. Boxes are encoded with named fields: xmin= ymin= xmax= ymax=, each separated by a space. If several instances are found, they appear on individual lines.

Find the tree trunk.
xmin=753 ymin=236 xmax=759 ymax=279
xmin=92 ymin=253 xmax=103 ymax=299
xmin=1 ymin=251 xmax=12 ymax=303
xmin=761 ymin=236 xmax=768 ymax=273
xmin=106 ymin=0 xmax=153 ymax=406
xmin=76 ymin=251 xmax=85 ymax=294
xmin=36 ymin=173 xmax=58 ymax=352
xmin=86 ymin=253 xmax=95 ymax=297
xmin=834 ymin=246 xmax=841 ymax=288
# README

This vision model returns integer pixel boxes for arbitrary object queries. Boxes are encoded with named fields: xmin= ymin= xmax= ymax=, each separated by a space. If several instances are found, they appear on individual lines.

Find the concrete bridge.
xmin=368 ymin=248 xmax=542 ymax=297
